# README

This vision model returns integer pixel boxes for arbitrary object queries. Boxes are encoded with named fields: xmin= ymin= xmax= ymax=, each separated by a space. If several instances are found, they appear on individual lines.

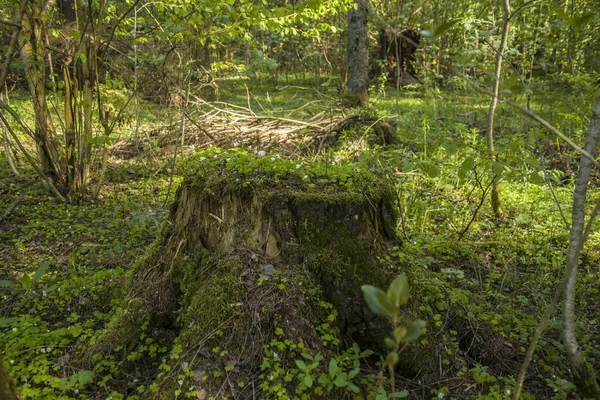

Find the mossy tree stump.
xmin=90 ymin=149 xmax=419 ymax=397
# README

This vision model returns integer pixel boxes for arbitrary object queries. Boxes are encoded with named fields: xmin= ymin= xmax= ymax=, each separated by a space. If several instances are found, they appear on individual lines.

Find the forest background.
xmin=0 ymin=0 xmax=599 ymax=399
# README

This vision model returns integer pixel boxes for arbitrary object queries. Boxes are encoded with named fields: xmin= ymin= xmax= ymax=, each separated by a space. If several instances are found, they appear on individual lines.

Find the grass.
xmin=0 ymin=74 xmax=599 ymax=399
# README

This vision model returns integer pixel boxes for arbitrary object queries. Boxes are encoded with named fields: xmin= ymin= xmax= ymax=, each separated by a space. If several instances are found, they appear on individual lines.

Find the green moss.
xmin=178 ymin=274 xmax=244 ymax=344
xmin=88 ymin=297 xmax=150 ymax=358
xmin=341 ymin=92 xmax=369 ymax=108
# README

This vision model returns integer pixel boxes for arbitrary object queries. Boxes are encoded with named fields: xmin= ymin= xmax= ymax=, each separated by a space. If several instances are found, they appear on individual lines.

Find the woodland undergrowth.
xmin=1 ymin=77 xmax=599 ymax=399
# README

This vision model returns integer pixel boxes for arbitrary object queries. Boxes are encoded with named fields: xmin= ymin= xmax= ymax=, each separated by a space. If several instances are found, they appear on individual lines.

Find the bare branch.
xmin=0 ymin=0 xmax=29 ymax=91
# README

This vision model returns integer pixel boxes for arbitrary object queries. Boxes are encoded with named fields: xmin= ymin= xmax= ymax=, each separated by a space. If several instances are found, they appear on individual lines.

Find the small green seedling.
xmin=362 ymin=273 xmax=426 ymax=399
xmin=0 ymin=261 xmax=50 ymax=291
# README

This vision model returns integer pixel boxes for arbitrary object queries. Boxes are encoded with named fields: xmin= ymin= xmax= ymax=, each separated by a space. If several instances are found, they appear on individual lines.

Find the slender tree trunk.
xmin=563 ymin=91 xmax=600 ymax=397
xmin=63 ymin=64 xmax=79 ymax=192
xmin=345 ymin=0 xmax=369 ymax=107
xmin=20 ymin=0 xmax=64 ymax=182
xmin=0 ymin=0 xmax=28 ymax=90
xmin=75 ymin=0 xmax=96 ymax=194
xmin=1 ymin=100 xmax=19 ymax=176
xmin=486 ymin=0 xmax=510 ymax=217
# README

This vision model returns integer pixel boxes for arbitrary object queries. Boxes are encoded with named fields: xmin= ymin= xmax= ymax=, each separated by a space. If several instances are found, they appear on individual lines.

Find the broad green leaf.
xmin=403 ymin=320 xmax=427 ymax=342
xmin=433 ymin=19 xmax=460 ymax=38
xmin=384 ymin=337 xmax=395 ymax=348
xmin=0 ymin=317 xmax=18 ymax=328
xmin=572 ymin=12 xmax=596 ymax=30
xmin=392 ymin=390 xmax=410 ymax=398
xmin=359 ymin=350 xmax=374 ymax=358
xmin=528 ymin=172 xmax=544 ymax=185
xmin=69 ymin=30 xmax=81 ymax=42
xmin=303 ymin=375 xmax=313 ymax=388
xmin=387 ymin=273 xmax=410 ymax=308
xmin=348 ymin=382 xmax=360 ymax=393
xmin=506 ymin=74 xmax=524 ymax=94
xmin=333 ymin=372 xmax=347 ymax=387
xmin=443 ymin=140 xmax=457 ymax=155
xmin=328 ymin=359 xmax=337 ymax=377
xmin=77 ymin=370 xmax=95 ymax=385
xmin=384 ymin=351 xmax=398 ymax=367
xmin=33 ymin=261 xmax=50 ymax=283
xmin=460 ymin=157 xmax=475 ymax=171
xmin=393 ymin=326 xmax=407 ymax=343
xmin=0 ymin=280 xmax=16 ymax=288
xmin=20 ymin=274 xmax=32 ymax=291
xmin=295 ymin=360 xmax=307 ymax=370
xmin=361 ymin=285 xmax=398 ymax=318
xmin=426 ymin=164 xmax=440 ymax=178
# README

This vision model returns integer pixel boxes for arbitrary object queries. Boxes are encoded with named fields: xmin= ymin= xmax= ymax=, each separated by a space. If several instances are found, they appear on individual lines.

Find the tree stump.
xmin=89 ymin=150 xmax=425 ymax=396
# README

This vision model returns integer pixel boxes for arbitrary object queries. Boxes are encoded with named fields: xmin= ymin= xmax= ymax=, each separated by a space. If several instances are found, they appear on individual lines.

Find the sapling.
xmin=362 ymin=273 xmax=426 ymax=399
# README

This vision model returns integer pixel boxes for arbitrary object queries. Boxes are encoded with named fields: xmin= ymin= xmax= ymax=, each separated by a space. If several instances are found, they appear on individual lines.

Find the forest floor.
xmin=1 ymin=75 xmax=599 ymax=399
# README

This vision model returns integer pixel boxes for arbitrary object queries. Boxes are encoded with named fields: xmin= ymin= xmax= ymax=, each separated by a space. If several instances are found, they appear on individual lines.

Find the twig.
xmin=0 ymin=190 xmax=28 ymax=223
xmin=458 ymin=170 xmax=495 ymax=240
xmin=537 ymin=137 xmax=570 ymax=231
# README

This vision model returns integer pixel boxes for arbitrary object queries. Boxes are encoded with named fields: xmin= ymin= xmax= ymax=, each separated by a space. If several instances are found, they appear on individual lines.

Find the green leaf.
xmin=303 ymin=374 xmax=313 ymax=388
xmin=295 ymin=360 xmax=307 ymax=370
xmin=361 ymin=285 xmax=398 ymax=318
xmin=384 ymin=351 xmax=398 ymax=367
xmin=426 ymin=164 xmax=440 ymax=178
xmin=20 ymin=274 xmax=32 ymax=291
xmin=333 ymin=372 xmax=348 ymax=387
xmin=69 ymin=30 xmax=81 ymax=42
xmin=33 ymin=261 xmax=50 ymax=283
xmin=392 ymin=390 xmax=410 ymax=398
xmin=359 ymin=350 xmax=374 ymax=358
xmin=384 ymin=337 xmax=396 ymax=348
xmin=528 ymin=172 xmax=544 ymax=185
xmin=387 ymin=273 xmax=410 ymax=308
xmin=75 ymin=52 xmax=87 ymax=64
xmin=328 ymin=359 xmax=337 ymax=377
xmin=433 ymin=19 xmax=460 ymax=38
xmin=393 ymin=326 xmax=407 ymax=342
xmin=348 ymin=382 xmax=360 ymax=393
xmin=572 ymin=12 xmax=596 ymax=30
xmin=443 ymin=140 xmax=457 ymax=155
xmin=0 ymin=280 xmax=16 ymax=288
xmin=0 ymin=317 xmax=18 ymax=328
xmin=460 ymin=157 xmax=475 ymax=171
xmin=77 ymin=370 xmax=95 ymax=385
xmin=403 ymin=320 xmax=427 ymax=342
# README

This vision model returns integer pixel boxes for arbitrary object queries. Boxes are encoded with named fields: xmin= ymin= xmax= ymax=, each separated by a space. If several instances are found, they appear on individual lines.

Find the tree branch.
xmin=0 ymin=0 xmax=29 ymax=91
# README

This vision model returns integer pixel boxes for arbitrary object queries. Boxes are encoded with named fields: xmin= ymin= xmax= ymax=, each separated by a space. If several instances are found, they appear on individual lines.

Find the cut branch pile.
xmin=111 ymin=101 xmax=391 ymax=159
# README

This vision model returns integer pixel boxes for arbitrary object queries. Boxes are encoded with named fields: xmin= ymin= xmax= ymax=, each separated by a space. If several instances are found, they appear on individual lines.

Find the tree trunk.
xmin=563 ymin=91 xmax=600 ymax=397
xmin=20 ymin=0 xmax=64 ymax=183
xmin=345 ymin=0 xmax=369 ymax=107
xmin=75 ymin=0 xmax=95 ymax=193
xmin=486 ymin=0 xmax=510 ymax=217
